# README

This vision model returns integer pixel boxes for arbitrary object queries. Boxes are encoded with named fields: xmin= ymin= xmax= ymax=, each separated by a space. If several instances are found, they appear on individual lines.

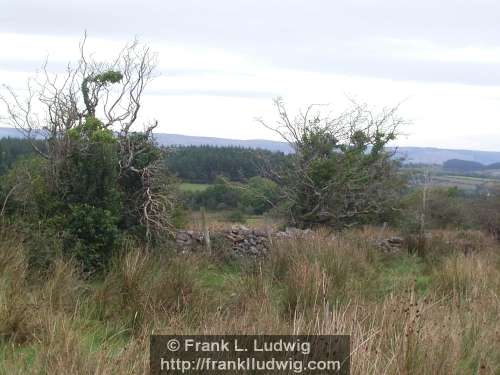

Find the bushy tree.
xmin=240 ymin=176 xmax=279 ymax=215
xmin=0 ymin=37 xmax=177 ymax=272
xmin=186 ymin=176 xmax=241 ymax=210
xmin=182 ymin=176 xmax=279 ymax=215
xmin=258 ymin=98 xmax=405 ymax=228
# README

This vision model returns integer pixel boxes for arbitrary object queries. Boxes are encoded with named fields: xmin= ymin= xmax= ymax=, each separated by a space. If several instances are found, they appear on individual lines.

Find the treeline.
xmin=443 ymin=158 xmax=500 ymax=173
xmin=0 ymin=138 xmax=43 ymax=175
xmin=1 ymin=140 xmax=288 ymax=184
xmin=166 ymin=145 xmax=287 ymax=183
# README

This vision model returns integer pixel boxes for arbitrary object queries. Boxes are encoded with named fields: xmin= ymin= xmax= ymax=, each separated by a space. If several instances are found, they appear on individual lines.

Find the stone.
xmin=174 ymin=225 xmax=298 ymax=257
xmin=176 ymin=231 xmax=191 ymax=241
xmin=387 ymin=237 xmax=404 ymax=245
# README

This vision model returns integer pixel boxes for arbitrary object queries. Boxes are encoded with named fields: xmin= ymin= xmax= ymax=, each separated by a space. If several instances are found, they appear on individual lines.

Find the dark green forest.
xmin=0 ymin=139 xmax=286 ymax=183
xmin=165 ymin=145 xmax=286 ymax=183
xmin=0 ymin=138 xmax=42 ymax=175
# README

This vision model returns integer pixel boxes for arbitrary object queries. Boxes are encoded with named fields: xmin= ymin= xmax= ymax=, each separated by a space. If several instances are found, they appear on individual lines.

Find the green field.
xmin=432 ymin=174 xmax=500 ymax=191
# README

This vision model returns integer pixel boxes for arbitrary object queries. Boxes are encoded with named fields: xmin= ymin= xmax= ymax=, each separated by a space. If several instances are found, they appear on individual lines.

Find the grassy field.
xmin=429 ymin=174 xmax=500 ymax=191
xmin=403 ymin=165 xmax=500 ymax=191
xmin=0 ymin=226 xmax=499 ymax=374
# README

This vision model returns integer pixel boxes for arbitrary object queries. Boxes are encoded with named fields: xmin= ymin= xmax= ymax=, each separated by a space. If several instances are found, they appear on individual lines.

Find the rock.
xmin=387 ymin=237 xmax=404 ymax=245
xmin=231 ymin=224 xmax=250 ymax=232
xmin=174 ymin=225 xmax=291 ymax=257
xmin=249 ymin=246 xmax=259 ymax=255
xmin=376 ymin=237 xmax=404 ymax=253
xmin=176 ymin=231 xmax=191 ymax=241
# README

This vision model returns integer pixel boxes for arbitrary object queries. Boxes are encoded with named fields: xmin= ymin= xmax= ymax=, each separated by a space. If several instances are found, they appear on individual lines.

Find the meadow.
xmin=1 ymin=225 xmax=499 ymax=374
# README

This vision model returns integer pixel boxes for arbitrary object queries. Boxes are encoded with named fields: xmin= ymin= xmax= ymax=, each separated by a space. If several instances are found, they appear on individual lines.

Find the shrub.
xmin=225 ymin=209 xmax=246 ymax=223
xmin=258 ymin=99 xmax=405 ymax=228
xmin=240 ymin=176 xmax=279 ymax=215
xmin=188 ymin=177 xmax=241 ymax=210
xmin=62 ymin=204 xmax=120 ymax=274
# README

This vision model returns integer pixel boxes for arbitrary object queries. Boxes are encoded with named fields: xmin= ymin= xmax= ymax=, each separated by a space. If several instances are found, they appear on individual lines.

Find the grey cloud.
xmin=157 ymin=69 xmax=255 ymax=78
xmin=147 ymin=88 xmax=275 ymax=99
xmin=0 ymin=59 xmax=41 ymax=72
xmin=289 ymin=55 xmax=500 ymax=86
xmin=1 ymin=0 xmax=500 ymax=86
xmin=0 ymin=58 xmax=69 ymax=73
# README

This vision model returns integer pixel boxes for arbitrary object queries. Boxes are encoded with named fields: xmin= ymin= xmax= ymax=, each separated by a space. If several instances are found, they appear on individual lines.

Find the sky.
xmin=1 ymin=0 xmax=500 ymax=150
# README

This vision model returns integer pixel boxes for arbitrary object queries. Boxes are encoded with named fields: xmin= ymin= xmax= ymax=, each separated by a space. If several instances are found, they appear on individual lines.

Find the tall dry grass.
xmin=0 ymin=227 xmax=499 ymax=374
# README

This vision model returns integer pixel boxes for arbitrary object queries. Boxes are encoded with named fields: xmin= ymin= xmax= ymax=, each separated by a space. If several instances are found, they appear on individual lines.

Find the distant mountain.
xmin=0 ymin=128 xmax=293 ymax=154
xmin=443 ymin=159 xmax=485 ymax=172
xmin=3 ymin=127 xmax=500 ymax=165
xmin=442 ymin=159 xmax=500 ymax=174
xmin=394 ymin=147 xmax=500 ymax=165
xmin=485 ymin=162 xmax=500 ymax=170
xmin=0 ymin=127 xmax=26 ymax=139
xmin=153 ymin=133 xmax=293 ymax=154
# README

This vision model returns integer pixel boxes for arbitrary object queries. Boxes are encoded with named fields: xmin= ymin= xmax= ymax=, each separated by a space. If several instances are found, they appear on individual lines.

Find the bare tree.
xmin=0 ymin=35 xmax=175 ymax=245
xmin=257 ymin=97 xmax=405 ymax=228
xmin=1 ymin=35 xmax=156 ymax=161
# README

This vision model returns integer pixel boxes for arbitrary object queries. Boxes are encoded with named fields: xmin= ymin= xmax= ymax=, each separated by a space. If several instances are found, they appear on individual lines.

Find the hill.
xmin=484 ymin=162 xmax=500 ymax=170
xmin=442 ymin=159 xmax=485 ymax=172
xmin=0 ymin=127 xmax=27 ymax=138
xmin=153 ymin=133 xmax=292 ymax=154
xmin=442 ymin=159 xmax=500 ymax=175
xmin=395 ymin=147 xmax=500 ymax=165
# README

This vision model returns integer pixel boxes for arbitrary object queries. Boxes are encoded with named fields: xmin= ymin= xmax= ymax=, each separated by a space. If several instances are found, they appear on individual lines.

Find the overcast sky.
xmin=1 ymin=0 xmax=500 ymax=150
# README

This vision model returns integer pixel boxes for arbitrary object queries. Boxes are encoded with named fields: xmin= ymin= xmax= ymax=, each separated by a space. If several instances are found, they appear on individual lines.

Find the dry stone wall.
xmin=175 ymin=225 xmax=316 ymax=257
xmin=176 ymin=225 xmax=405 ymax=257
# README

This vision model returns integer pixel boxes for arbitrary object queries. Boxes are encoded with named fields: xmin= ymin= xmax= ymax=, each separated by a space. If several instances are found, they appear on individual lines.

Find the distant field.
xmin=179 ymin=183 xmax=211 ymax=192
xmin=181 ymin=175 xmax=500 ymax=194
xmin=432 ymin=174 xmax=500 ymax=190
